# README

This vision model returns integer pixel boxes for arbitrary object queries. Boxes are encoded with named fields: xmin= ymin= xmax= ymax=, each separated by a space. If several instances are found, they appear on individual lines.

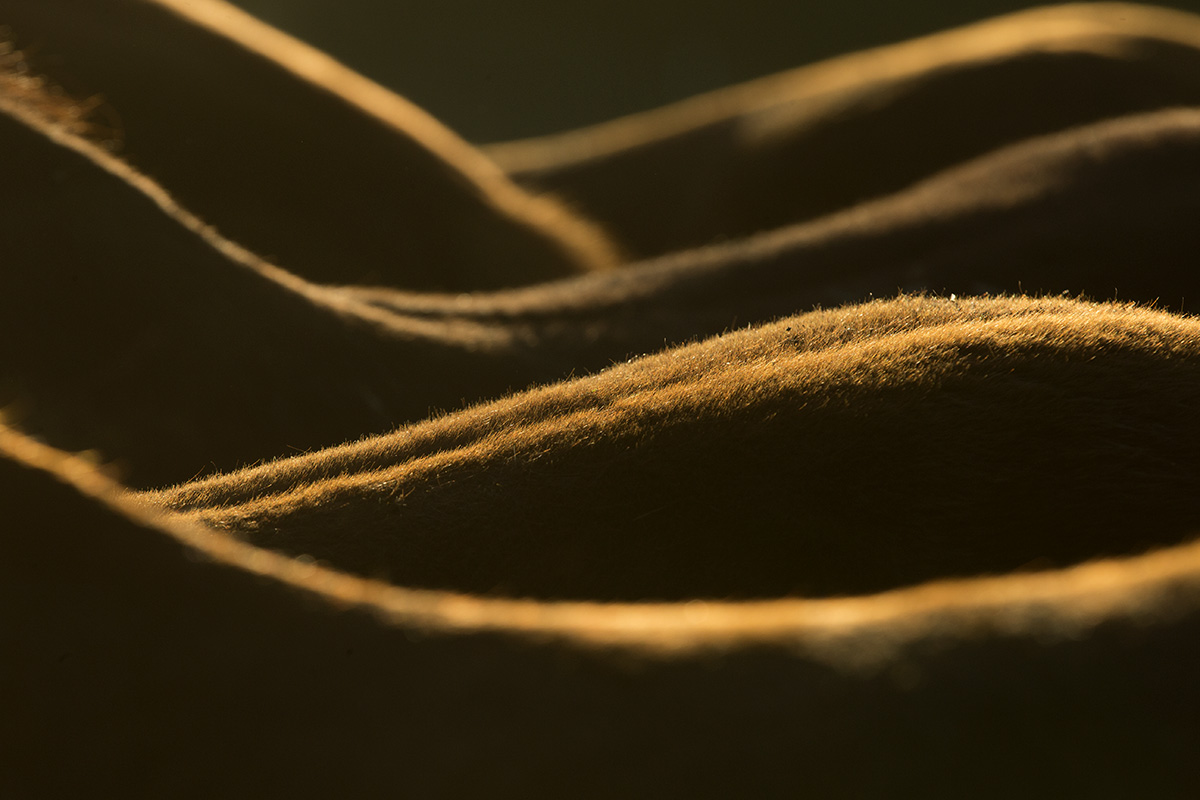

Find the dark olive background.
xmin=227 ymin=0 xmax=1200 ymax=142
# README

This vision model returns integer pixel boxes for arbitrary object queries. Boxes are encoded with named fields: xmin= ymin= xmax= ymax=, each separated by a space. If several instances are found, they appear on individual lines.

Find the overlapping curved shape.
xmin=4 ymin=1 xmax=1200 ymax=796
xmin=491 ymin=2 xmax=1200 ymax=256
xmin=0 ymin=0 xmax=618 ymax=290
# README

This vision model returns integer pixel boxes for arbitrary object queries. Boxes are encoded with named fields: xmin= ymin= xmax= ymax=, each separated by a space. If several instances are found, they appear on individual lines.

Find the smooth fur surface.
xmin=0 ymin=0 xmax=618 ymax=290
xmin=5 ymin=87 xmax=1200 ymax=486
xmin=5 ymin=2 xmax=1200 ymax=797
xmin=145 ymin=296 xmax=1200 ymax=601
xmin=491 ymin=3 xmax=1200 ymax=256
xmin=9 ymin=423 xmax=1200 ymax=798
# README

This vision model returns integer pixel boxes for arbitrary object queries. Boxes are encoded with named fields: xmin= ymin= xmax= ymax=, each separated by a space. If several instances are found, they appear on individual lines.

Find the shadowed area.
xmin=226 ymin=0 xmax=1200 ymax=141
xmin=0 ymin=0 xmax=619 ymax=290
xmin=146 ymin=296 xmax=1200 ymax=601
xmin=7 ymin=376 xmax=1200 ymax=797
xmin=5 ymin=2 xmax=1200 ymax=796
xmin=490 ymin=4 xmax=1200 ymax=256
xmin=4 ymin=96 xmax=1200 ymax=486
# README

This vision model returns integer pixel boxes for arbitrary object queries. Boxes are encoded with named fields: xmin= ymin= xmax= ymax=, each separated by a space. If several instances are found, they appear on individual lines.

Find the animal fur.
xmin=490 ymin=2 xmax=1200 ymax=256
xmin=4 ymin=87 xmax=1200 ymax=486
xmin=143 ymin=295 xmax=1200 ymax=602
xmin=7 ymin=347 xmax=1200 ymax=798
xmin=0 ymin=0 xmax=618 ymax=290
xmin=4 ymin=1 xmax=1200 ymax=797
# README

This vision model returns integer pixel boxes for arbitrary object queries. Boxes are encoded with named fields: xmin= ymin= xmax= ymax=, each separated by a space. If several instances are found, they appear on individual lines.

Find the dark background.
xmin=227 ymin=0 xmax=1200 ymax=143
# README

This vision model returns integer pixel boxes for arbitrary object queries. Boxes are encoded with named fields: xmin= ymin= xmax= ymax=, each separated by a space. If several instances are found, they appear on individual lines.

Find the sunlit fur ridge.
xmin=5 ymin=86 xmax=1200 ymax=487
xmin=142 ymin=296 xmax=1200 ymax=603
xmin=9 ymin=415 xmax=1200 ymax=797
xmin=0 ymin=37 xmax=99 ymax=137
xmin=489 ymin=2 xmax=1200 ymax=256
xmin=5 ymin=1 xmax=1200 ymax=797
xmin=0 ymin=0 xmax=619 ymax=291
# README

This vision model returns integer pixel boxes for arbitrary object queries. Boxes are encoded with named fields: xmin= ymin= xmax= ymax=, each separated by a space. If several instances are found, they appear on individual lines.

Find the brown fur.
xmin=4 ymin=92 xmax=1200 ymax=486
xmin=7 ymin=399 xmax=1200 ymax=798
xmin=6 ymin=4 xmax=1200 ymax=795
xmin=0 ymin=0 xmax=618 ymax=290
xmin=490 ymin=3 xmax=1200 ymax=257
xmin=0 ymin=37 xmax=99 ymax=137
xmin=141 ymin=295 xmax=1200 ymax=601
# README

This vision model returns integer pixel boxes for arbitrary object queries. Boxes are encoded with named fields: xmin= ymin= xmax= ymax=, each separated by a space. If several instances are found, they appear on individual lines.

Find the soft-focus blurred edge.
xmin=226 ymin=0 xmax=1200 ymax=141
